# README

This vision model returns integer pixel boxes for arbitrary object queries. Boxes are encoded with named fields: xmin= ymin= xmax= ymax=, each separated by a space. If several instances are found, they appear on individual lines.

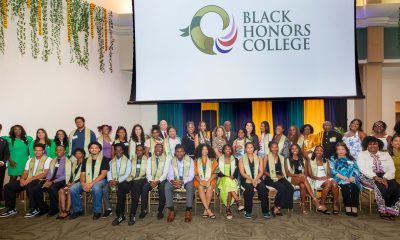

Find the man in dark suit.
xmin=319 ymin=121 xmax=342 ymax=159
xmin=224 ymin=121 xmax=237 ymax=146
xmin=0 ymin=124 xmax=10 ymax=210
xmin=159 ymin=120 xmax=168 ymax=139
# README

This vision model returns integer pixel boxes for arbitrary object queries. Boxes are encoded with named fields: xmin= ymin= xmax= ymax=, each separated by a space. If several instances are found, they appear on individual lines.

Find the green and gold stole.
xmin=85 ymin=154 xmax=103 ymax=183
xmin=110 ymin=155 xmax=129 ymax=181
xmin=197 ymin=157 xmax=212 ymax=181
xmin=267 ymin=153 xmax=286 ymax=182
xmin=149 ymin=137 xmax=163 ymax=155
xmin=172 ymin=155 xmax=191 ymax=180
xmin=28 ymin=155 xmax=48 ymax=178
xmin=128 ymin=155 xmax=147 ymax=181
xmin=218 ymin=155 xmax=236 ymax=177
xmin=68 ymin=128 xmax=91 ymax=156
xmin=242 ymin=154 xmax=259 ymax=183
xmin=151 ymin=154 xmax=167 ymax=181
xmin=49 ymin=157 xmax=72 ymax=182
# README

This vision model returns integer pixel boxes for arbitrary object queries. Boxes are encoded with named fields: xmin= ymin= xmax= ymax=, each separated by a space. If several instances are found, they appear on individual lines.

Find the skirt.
xmin=218 ymin=177 xmax=239 ymax=207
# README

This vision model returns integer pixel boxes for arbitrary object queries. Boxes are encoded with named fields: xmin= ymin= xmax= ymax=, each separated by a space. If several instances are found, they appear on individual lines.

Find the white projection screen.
xmin=132 ymin=0 xmax=359 ymax=102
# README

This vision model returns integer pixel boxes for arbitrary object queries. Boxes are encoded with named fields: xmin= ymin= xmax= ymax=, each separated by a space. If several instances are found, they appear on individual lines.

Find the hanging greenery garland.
xmin=37 ymin=0 xmax=42 ymax=36
xmin=50 ymin=0 xmax=62 ymax=64
xmin=1 ymin=0 xmax=7 ymax=29
xmin=26 ymin=0 xmax=30 ymax=8
xmin=94 ymin=5 xmax=105 ymax=73
xmin=67 ymin=0 xmax=70 ymax=43
xmin=0 ymin=0 xmax=5 ymax=54
xmin=70 ymin=0 xmax=89 ymax=68
xmin=89 ymin=2 xmax=94 ymax=39
xmin=11 ymin=0 xmax=26 ymax=55
xmin=104 ymin=8 xmax=107 ymax=51
xmin=29 ymin=0 xmax=39 ymax=59
xmin=108 ymin=11 xmax=114 ymax=73
xmin=41 ymin=0 xmax=50 ymax=61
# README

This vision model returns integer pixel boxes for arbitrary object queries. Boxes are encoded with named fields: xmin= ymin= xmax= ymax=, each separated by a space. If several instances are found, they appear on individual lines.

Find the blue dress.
xmin=329 ymin=156 xmax=361 ymax=189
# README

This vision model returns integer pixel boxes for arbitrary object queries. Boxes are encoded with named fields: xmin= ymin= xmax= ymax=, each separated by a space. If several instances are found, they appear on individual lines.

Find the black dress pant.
xmin=375 ymin=179 xmax=400 ymax=207
xmin=4 ymin=180 xmax=46 ymax=211
xmin=149 ymin=180 xmax=166 ymax=213
xmin=130 ymin=178 xmax=150 ymax=216
xmin=0 ymin=165 xmax=6 ymax=202
xmin=339 ymin=183 xmax=359 ymax=208
xmin=113 ymin=181 xmax=131 ymax=217
xmin=241 ymin=181 xmax=269 ymax=214
xmin=265 ymin=178 xmax=294 ymax=209
xmin=44 ymin=181 xmax=66 ymax=212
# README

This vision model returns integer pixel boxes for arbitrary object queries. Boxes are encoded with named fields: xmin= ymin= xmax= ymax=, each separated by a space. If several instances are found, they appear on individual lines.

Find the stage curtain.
xmin=304 ymin=99 xmax=325 ymax=133
xmin=157 ymin=103 xmax=184 ymax=136
xmin=201 ymin=103 xmax=219 ymax=127
xmin=219 ymin=102 xmax=235 ymax=131
xmin=272 ymin=101 xmax=290 ymax=135
xmin=288 ymin=99 xmax=304 ymax=128
xmin=252 ymin=101 xmax=273 ymax=137
xmin=182 ymin=103 xmax=201 ymax=134
xmin=233 ymin=101 xmax=253 ymax=132
xmin=324 ymin=99 xmax=348 ymax=130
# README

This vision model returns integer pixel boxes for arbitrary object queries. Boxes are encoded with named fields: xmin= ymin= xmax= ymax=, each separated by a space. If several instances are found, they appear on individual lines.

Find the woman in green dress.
xmin=217 ymin=144 xmax=244 ymax=219
xmin=29 ymin=128 xmax=56 ymax=159
xmin=3 ymin=125 xmax=32 ymax=181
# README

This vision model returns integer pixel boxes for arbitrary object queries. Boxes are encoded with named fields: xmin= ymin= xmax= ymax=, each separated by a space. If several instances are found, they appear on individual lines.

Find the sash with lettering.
xmin=49 ymin=157 xmax=72 ymax=183
xmin=172 ymin=155 xmax=191 ymax=180
xmin=28 ymin=156 xmax=48 ymax=178
xmin=68 ymin=128 xmax=91 ymax=156
xmin=242 ymin=154 xmax=260 ymax=183
xmin=196 ymin=157 xmax=212 ymax=181
xmin=85 ymin=154 xmax=103 ymax=183
xmin=149 ymin=137 xmax=163 ymax=156
xmin=268 ymin=153 xmax=287 ymax=182
xmin=309 ymin=159 xmax=328 ymax=191
xmin=110 ymin=155 xmax=129 ymax=181
xmin=151 ymin=154 xmax=167 ymax=181
xmin=97 ymin=135 xmax=113 ymax=149
xmin=218 ymin=155 xmax=236 ymax=177
xmin=71 ymin=161 xmax=82 ymax=183
xmin=128 ymin=155 xmax=147 ymax=181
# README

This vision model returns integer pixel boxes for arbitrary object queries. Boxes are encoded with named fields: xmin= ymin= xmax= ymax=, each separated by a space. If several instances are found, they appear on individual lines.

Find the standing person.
xmin=212 ymin=126 xmax=227 ymax=158
xmin=244 ymin=121 xmax=259 ymax=153
xmin=394 ymin=121 xmax=400 ymax=136
xmin=194 ymin=144 xmax=219 ymax=219
xmin=112 ymin=126 xmax=129 ymax=158
xmin=388 ymin=134 xmax=400 ymax=182
xmin=165 ymin=145 xmax=195 ymax=223
xmin=29 ymin=128 xmax=56 ymax=159
xmin=0 ymin=124 xmax=10 ymax=210
xmin=145 ymin=125 xmax=163 ymax=158
xmin=97 ymin=125 xmax=113 ymax=159
xmin=164 ymin=127 xmax=181 ymax=158
xmin=233 ymin=129 xmax=246 ymax=160
xmin=159 ymin=120 xmax=169 ymax=139
xmin=182 ymin=121 xmax=196 ymax=158
xmin=329 ymin=142 xmax=361 ymax=217
xmin=195 ymin=121 xmax=211 ymax=148
xmin=129 ymin=124 xmax=145 ymax=160
xmin=3 ymin=125 xmax=33 ymax=182
xmin=224 ymin=121 xmax=236 ymax=146
xmin=288 ymin=125 xmax=304 ymax=149
xmin=53 ymin=130 xmax=69 ymax=157
xmin=146 ymin=144 xmax=171 ymax=219
xmin=318 ymin=121 xmax=342 ymax=159
xmin=239 ymin=142 xmax=269 ymax=219
xmin=69 ymin=142 xmax=109 ymax=220
xmin=68 ymin=116 xmax=96 ymax=157
xmin=258 ymin=121 xmax=273 ymax=158
xmin=1 ymin=143 xmax=52 ymax=218
xmin=300 ymin=124 xmax=317 ymax=158
xmin=273 ymin=124 xmax=289 ymax=158
xmin=343 ymin=119 xmax=366 ymax=160
xmin=371 ymin=121 xmax=392 ymax=152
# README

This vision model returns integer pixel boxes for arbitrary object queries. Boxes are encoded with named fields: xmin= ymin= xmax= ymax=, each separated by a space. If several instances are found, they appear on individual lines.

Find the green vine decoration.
xmin=50 ymin=0 xmax=63 ymax=64
xmin=108 ymin=10 xmax=114 ymax=73
xmin=29 ymin=0 xmax=39 ymax=59
xmin=70 ymin=0 xmax=89 ymax=68
xmin=11 ymin=0 xmax=25 ymax=55
xmin=94 ymin=6 xmax=104 ymax=72
xmin=0 ymin=0 xmax=6 ymax=54
xmin=41 ymin=0 xmax=50 ymax=61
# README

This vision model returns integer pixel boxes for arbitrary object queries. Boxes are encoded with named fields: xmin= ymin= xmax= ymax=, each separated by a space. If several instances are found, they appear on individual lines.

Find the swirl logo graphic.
xmin=180 ymin=5 xmax=238 ymax=55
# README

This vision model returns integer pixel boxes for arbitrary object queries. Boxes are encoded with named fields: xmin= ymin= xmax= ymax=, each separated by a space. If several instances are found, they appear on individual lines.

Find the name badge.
xmin=124 ymin=142 xmax=129 ymax=146
xmin=330 ymin=137 xmax=336 ymax=142
xmin=55 ymin=163 xmax=60 ymax=168
xmin=72 ymin=135 xmax=78 ymax=140
xmin=347 ymin=161 xmax=354 ymax=165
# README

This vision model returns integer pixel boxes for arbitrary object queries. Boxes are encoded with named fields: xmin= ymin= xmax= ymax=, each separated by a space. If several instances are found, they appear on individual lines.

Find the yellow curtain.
xmin=201 ymin=103 xmax=219 ymax=137
xmin=303 ymin=99 xmax=325 ymax=134
xmin=252 ymin=101 xmax=273 ymax=137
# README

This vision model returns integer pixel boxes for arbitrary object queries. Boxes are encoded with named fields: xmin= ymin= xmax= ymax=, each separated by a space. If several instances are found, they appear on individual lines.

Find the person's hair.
xmin=222 ymin=144 xmax=233 ymax=155
xmin=136 ymin=144 xmax=144 ymax=151
xmin=73 ymin=148 xmax=86 ymax=158
xmin=194 ymin=144 xmax=216 ymax=159
xmin=34 ymin=128 xmax=51 ymax=146
xmin=131 ymin=124 xmax=145 ymax=145
xmin=268 ymin=141 xmax=278 ymax=149
xmin=394 ymin=121 xmax=400 ymax=135
xmin=175 ymin=144 xmax=185 ymax=152
xmin=75 ymin=116 xmax=85 ymax=123
xmin=0 ymin=124 xmax=2 ymax=130
xmin=388 ymin=134 xmax=400 ymax=156
xmin=9 ymin=125 xmax=28 ymax=146
xmin=213 ymin=126 xmax=226 ymax=140
xmin=167 ymin=126 xmax=176 ymax=135
xmin=186 ymin=121 xmax=195 ymax=128
xmin=154 ymin=143 xmax=164 ymax=151
xmin=334 ymin=142 xmax=354 ymax=160
xmin=350 ymin=119 xmax=363 ymax=132
xmin=274 ymin=124 xmax=285 ymax=135
xmin=33 ymin=143 xmax=45 ymax=150
xmin=288 ymin=144 xmax=304 ymax=169
xmin=151 ymin=125 xmax=161 ymax=135
xmin=362 ymin=136 xmax=384 ymax=151
xmin=198 ymin=121 xmax=207 ymax=132
xmin=236 ymin=128 xmax=245 ymax=139
xmin=56 ymin=145 xmax=66 ymax=150
xmin=115 ymin=126 xmax=128 ymax=142
xmin=288 ymin=125 xmax=300 ymax=144
xmin=261 ymin=121 xmax=270 ymax=134
xmin=300 ymin=124 xmax=314 ymax=134
xmin=113 ymin=142 xmax=125 ymax=152
xmin=372 ymin=120 xmax=387 ymax=131
xmin=310 ymin=145 xmax=326 ymax=163
xmin=97 ymin=125 xmax=112 ymax=133
xmin=54 ymin=129 xmax=69 ymax=147
xmin=88 ymin=141 xmax=102 ymax=151
xmin=244 ymin=121 xmax=256 ymax=135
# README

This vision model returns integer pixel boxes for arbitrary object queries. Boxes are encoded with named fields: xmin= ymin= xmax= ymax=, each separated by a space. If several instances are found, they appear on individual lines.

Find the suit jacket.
xmin=0 ymin=137 xmax=10 ymax=164
xmin=225 ymin=131 xmax=237 ymax=146
xmin=160 ymin=130 xmax=168 ymax=140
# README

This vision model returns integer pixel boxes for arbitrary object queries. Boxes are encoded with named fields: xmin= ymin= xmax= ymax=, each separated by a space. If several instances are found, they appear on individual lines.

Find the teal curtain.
xmin=157 ymin=104 xmax=184 ymax=136
xmin=219 ymin=102 xmax=235 ymax=131
xmin=288 ymin=99 xmax=304 ymax=127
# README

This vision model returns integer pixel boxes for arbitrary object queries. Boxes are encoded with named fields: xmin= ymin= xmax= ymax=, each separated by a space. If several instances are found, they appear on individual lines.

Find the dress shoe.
xmin=184 ymin=211 xmax=192 ymax=222
xmin=167 ymin=211 xmax=175 ymax=222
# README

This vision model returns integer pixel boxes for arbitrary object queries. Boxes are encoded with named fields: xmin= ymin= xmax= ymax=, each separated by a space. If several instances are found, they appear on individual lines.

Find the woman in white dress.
xmin=371 ymin=121 xmax=392 ymax=152
xmin=343 ymin=119 xmax=366 ymax=159
xmin=163 ymin=127 xmax=181 ymax=158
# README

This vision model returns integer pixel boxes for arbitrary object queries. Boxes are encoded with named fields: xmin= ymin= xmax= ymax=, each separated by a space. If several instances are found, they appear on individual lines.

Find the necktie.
xmin=156 ymin=157 xmax=160 ymax=168
xmin=164 ymin=132 xmax=167 ymax=138
xmin=51 ymin=159 xmax=60 ymax=181
xmin=227 ymin=132 xmax=230 ymax=140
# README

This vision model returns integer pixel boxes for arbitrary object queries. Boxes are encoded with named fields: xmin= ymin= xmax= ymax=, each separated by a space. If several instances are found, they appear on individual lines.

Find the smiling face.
xmin=336 ymin=145 xmax=347 ymax=158
xmin=152 ymin=129 xmax=160 ymax=139
xmin=275 ymin=126 xmax=283 ymax=135
xmin=373 ymin=122 xmax=385 ymax=134
xmin=245 ymin=123 xmax=253 ymax=135
xmin=118 ymin=129 xmax=126 ymax=140
xmin=37 ymin=129 xmax=46 ymax=140
xmin=201 ymin=145 xmax=209 ymax=157
xmin=245 ymin=143 xmax=254 ymax=154
xmin=175 ymin=147 xmax=185 ymax=159
xmin=290 ymin=144 xmax=299 ymax=156
xmin=187 ymin=123 xmax=194 ymax=134
xmin=57 ymin=130 xmax=65 ymax=141
xmin=289 ymin=126 xmax=297 ymax=136
xmin=224 ymin=121 xmax=231 ymax=132
xmin=323 ymin=122 xmax=332 ymax=132
xmin=224 ymin=146 xmax=232 ymax=156
xmin=155 ymin=144 xmax=163 ymax=156
xmin=56 ymin=146 xmax=66 ymax=158
xmin=314 ymin=146 xmax=323 ymax=158
xmin=237 ymin=129 xmax=245 ymax=139
xmin=136 ymin=145 xmax=144 ymax=158
xmin=168 ymin=128 xmax=176 ymax=138
xmin=349 ymin=120 xmax=360 ymax=132
xmin=115 ymin=145 xmax=124 ymax=158
xmin=216 ymin=127 xmax=224 ymax=138
xmin=34 ymin=146 xmax=44 ymax=159
xmin=270 ymin=143 xmax=279 ymax=154
xmin=75 ymin=119 xmax=85 ymax=129
xmin=303 ymin=126 xmax=311 ymax=135
xmin=102 ymin=126 xmax=111 ymax=135
xmin=367 ymin=141 xmax=379 ymax=154
xmin=159 ymin=120 xmax=168 ymax=131
xmin=89 ymin=144 xmax=100 ymax=155
xmin=200 ymin=122 xmax=207 ymax=132
xmin=392 ymin=136 xmax=400 ymax=150
xmin=14 ymin=126 xmax=22 ymax=137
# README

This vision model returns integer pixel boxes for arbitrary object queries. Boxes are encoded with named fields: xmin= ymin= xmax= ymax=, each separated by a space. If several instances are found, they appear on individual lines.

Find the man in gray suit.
xmin=224 ymin=121 xmax=237 ymax=145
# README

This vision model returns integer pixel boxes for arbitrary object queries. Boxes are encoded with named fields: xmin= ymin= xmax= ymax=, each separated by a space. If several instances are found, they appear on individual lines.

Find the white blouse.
xmin=357 ymin=150 xmax=395 ymax=180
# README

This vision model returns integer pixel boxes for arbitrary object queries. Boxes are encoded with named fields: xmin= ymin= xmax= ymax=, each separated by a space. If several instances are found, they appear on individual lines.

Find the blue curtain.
xmin=324 ymin=99 xmax=348 ymax=130
xmin=182 ymin=103 xmax=201 ymax=134
xmin=288 ymin=99 xmax=304 ymax=128
xmin=219 ymin=102 xmax=235 ymax=131
xmin=157 ymin=104 xmax=184 ymax=136
xmin=233 ymin=101 xmax=252 ymax=131
xmin=272 ymin=101 xmax=289 ymax=135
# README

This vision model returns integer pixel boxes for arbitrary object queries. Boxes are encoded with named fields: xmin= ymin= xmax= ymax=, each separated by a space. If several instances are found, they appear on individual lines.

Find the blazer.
xmin=0 ymin=137 xmax=10 ymax=164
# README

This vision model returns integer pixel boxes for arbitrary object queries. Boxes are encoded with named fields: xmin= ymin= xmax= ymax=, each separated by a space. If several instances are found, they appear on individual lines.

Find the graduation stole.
xmin=28 ymin=155 xmax=48 ymax=178
xmin=199 ymin=131 xmax=210 ymax=144
xmin=172 ymin=155 xmax=191 ymax=180
xmin=268 ymin=153 xmax=286 ymax=182
xmin=164 ymin=137 xmax=181 ymax=158
xmin=72 ymin=161 xmax=82 ymax=182
xmin=310 ymin=159 xmax=328 ymax=177
xmin=277 ymin=135 xmax=287 ymax=154
xmin=242 ymin=154 xmax=259 ymax=183
xmin=49 ymin=157 xmax=72 ymax=183
xmin=68 ymin=128 xmax=91 ymax=156
xmin=97 ymin=135 xmax=113 ymax=148
xmin=110 ymin=155 xmax=129 ymax=181
xmin=196 ymin=157 xmax=212 ymax=181
xmin=218 ymin=155 xmax=236 ymax=177
xmin=262 ymin=133 xmax=272 ymax=155
xmin=151 ymin=154 xmax=166 ymax=181
xmin=129 ymin=139 xmax=138 ymax=160
xmin=129 ymin=155 xmax=147 ymax=181
xmin=149 ymin=137 xmax=163 ymax=155
xmin=85 ymin=154 xmax=103 ymax=183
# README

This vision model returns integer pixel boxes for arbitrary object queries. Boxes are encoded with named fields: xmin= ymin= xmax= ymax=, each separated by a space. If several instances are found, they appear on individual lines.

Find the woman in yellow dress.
xmin=300 ymin=124 xmax=317 ymax=159
xmin=389 ymin=134 xmax=400 ymax=182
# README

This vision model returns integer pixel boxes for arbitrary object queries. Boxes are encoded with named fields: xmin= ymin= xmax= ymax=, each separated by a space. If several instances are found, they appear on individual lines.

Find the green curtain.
xmin=288 ymin=99 xmax=304 ymax=128
xmin=157 ymin=104 xmax=184 ymax=136
xmin=218 ymin=102 xmax=235 ymax=131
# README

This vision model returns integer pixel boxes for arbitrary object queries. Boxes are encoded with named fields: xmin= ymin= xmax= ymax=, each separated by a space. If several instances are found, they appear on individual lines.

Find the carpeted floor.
xmin=0 ymin=204 xmax=399 ymax=240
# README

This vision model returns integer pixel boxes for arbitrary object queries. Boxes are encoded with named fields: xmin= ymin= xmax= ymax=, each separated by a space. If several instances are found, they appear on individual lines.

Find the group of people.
xmin=0 ymin=117 xmax=399 ymax=225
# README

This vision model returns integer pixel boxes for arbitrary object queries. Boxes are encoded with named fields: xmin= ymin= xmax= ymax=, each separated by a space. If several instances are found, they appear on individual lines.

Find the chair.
xmin=148 ymin=188 xmax=159 ymax=213
xmin=314 ymin=187 xmax=342 ymax=212
xmin=194 ymin=188 xmax=217 ymax=214
xmin=219 ymin=189 xmax=241 ymax=213
xmin=291 ymin=186 xmax=312 ymax=212
xmin=360 ymin=187 xmax=375 ymax=215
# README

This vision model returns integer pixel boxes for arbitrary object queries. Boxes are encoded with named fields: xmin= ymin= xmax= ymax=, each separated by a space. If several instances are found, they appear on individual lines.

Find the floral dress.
xmin=343 ymin=131 xmax=362 ymax=160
